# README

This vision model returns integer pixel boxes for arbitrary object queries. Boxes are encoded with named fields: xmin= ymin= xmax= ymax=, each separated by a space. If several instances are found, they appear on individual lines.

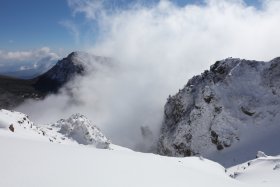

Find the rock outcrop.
xmin=158 ymin=57 xmax=280 ymax=162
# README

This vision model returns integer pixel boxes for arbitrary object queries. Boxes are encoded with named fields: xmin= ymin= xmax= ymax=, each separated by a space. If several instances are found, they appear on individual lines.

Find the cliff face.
xmin=158 ymin=57 xmax=280 ymax=166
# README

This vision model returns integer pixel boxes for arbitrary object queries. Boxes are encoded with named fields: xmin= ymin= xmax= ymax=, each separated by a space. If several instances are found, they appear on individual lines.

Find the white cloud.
xmin=0 ymin=47 xmax=59 ymax=62
xmin=17 ymin=0 xmax=280 ymax=151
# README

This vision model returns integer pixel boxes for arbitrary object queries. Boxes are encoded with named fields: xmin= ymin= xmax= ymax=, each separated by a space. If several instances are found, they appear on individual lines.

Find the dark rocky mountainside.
xmin=33 ymin=52 xmax=85 ymax=93
xmin=157 ymin=57 xmax=280 ymax=166
xmin=0 ymin=75 xmax=40 ymax=109
xmin=0 ymin=52 xmax=108 ymax=109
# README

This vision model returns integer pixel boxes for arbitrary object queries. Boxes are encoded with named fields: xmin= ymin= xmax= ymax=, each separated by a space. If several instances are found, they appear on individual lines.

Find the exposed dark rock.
xmin=9 ymin=124 xmax=14 ymax=132
xmin=241 ymin=106 xmax=255 ymax=116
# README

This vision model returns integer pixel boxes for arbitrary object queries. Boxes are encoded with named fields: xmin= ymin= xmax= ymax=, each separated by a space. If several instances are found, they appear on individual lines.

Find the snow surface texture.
xmin=227 ymin=151 xmax=280 ymax=186
xmin=0 ymin=109 xmax=110 ymax=148
xmin=158 ymin=57 xmax=280 ymax=167
xmin=0 ymin=128 xmax=241 ymax=187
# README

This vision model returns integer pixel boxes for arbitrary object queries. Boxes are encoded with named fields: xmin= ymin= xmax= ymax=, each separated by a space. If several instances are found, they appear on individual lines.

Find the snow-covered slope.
xmin=158 ymin=57 xmax=280 ymax=167
xmin=1 ymin=109 xmax=280 ymax=186
xmin=227 ymin=152 xmax=280 ymax=187
xmin=0 ymin=129 xmax=241 ymax=187
xmin=0 ymin=109 xmax=110 ymax=147
xmin=0 ymin=109 xmax=57 ymax=142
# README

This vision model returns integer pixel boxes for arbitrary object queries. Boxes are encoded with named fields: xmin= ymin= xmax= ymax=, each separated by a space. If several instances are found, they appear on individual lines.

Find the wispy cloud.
xmin=67 ymin=0 xmax=105 ymax=20
xmin=60 ymin=20 xmax=81 ymax=45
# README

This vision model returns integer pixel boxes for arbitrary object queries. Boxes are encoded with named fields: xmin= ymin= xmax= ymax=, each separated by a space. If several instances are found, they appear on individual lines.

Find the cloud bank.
xmin=0 ymin=47 xmax=59 ymax=62
xmin=17 ymin=0 xmax=280 ymax=151
xmin=0 ymin=47 xmax=60 ymax=78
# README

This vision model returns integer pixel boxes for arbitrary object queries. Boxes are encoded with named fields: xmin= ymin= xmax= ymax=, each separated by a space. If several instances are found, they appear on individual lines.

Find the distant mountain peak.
xmin=0 ymin=51 xmax=112 ymax=109
xmin=33 ymin=51 xmax=111 ymax=93
xmin=33 ymin=51 xmax=85 ymax=93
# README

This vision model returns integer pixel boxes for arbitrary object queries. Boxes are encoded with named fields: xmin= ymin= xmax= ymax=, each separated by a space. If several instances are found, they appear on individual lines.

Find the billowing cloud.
xmin=17 ymin=0 xmax=280 ymax=151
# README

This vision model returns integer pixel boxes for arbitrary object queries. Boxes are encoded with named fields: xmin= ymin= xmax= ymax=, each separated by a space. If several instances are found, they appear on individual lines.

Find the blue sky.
xmin=0 ymin=0 xmax=74 ymax=51
xmin=0 ymin=0 xmax=260 ymax=53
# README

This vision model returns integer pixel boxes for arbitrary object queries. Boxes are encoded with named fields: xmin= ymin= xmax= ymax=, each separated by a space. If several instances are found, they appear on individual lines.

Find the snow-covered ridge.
xmin=0 ymin=109 xmax=110 ymax=148
xmin=0 ymin=109 xmax=34 ymax=132
xmin=51 ymin=113 xmax=110 ymax=148
xmin=227 ymin=151 xmax=280 ymax=186
xmin=158 ymin=57 xmax=280 ymax=166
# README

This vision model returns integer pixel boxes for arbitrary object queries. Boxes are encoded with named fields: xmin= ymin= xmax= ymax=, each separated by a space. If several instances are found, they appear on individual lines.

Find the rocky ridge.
xmin=158 ymin=57 xmax=280 ymax=165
